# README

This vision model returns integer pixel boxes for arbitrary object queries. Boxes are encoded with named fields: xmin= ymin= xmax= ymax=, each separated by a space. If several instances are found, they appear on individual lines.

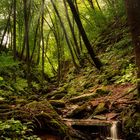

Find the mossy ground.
xmin=0 ymin=17 xmax=139 ymax=139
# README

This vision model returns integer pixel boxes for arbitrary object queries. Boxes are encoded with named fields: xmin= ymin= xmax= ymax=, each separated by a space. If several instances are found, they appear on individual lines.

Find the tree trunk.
xmin=63 ymin=0 xmax=81 ymax=64
xmin=41 ymin=0 xmax=45 ymax=86
xmin=66 ymin=0 xmax=102 ymax=70
xmin=13 ymin=0 xmax=16 ymax=61
xmin=30 ymin=17 xmax=40 ymax=62
xmin=50 ymin=0 xmax=79 ymax=70
xmin=125 ymin=0 xmax=140 ymax=95
xmin=0 ymin=9 xmax=11 ymax=52
xmin=23 ymin=0 xmax=31 ymax=88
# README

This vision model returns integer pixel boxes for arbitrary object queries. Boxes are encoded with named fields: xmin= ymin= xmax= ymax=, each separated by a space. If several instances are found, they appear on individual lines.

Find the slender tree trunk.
xmin=12 ymin=0 xmax=17 ymax=82
xmin=66 ymin=0 xmax=102 ymax=70
xmin=23 ymin=0 xmax=31 ymax=88
xmin=13 ymin=0 xmax=16 ymax=61
xmin=0 ymin=11 xmax=11 ymax=52
xmin=88 ymin=0 xmax=95 ymax=9
xmin=41 ymin=0 xmax=45 ymax=86
xmin=63 ymin=0 xmax=81 ymax=63
xmin=125 ymin=0 xmax=140 ymax=95
xmin=30 ymin=17 xmax=40 ymax=62
xmin=20 ymin=33 xmax=26 ymax=59
xmin=45 ymin=5 xmax=65 ymax=83
xmin=95 ymin=0 xmax=102 ymax=12
xmin=50 ymin=0 xmax=79 ymax=70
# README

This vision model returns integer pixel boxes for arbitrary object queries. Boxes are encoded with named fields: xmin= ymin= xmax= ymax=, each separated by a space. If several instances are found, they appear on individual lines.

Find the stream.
xmin=106 ymin=121 xmax=123 ymax=140
xmin=110 ymin=121 xmax=118 ymax=140
xmin=39 ymin=121 xmax=124 ymax=140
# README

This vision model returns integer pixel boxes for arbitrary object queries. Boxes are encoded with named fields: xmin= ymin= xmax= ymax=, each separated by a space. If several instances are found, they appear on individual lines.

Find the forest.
xmin=0 ymin=0 xmax=140 ymax=140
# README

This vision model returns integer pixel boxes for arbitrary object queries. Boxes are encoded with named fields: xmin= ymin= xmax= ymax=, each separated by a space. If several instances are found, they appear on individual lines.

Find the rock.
xmin=46 ymin=90 xmax=67 ymax=100
xmin=49 ymin=100 xmax=65 ymax=108
xmin=50 ymin=93 xmax=66 ymax=100
xmin=89 ymin=103 xmax=108 ymax=118
xmin=65 ymin=103 xmax=92 ymax=118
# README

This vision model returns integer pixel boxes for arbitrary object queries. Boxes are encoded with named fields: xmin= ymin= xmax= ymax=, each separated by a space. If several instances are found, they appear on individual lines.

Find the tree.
xmin=125 ymin=0 xmax=140 ymax=94
xmin=66 ymin=0 xmax=102 ymax=70
xmin=0 ymin=6 xmax=12 ymax=52
xmin=50 ymin=0 xmax=79 ymax=70
xmin=63 ymin=0 xmax=81 ymax=65
xmin=13 ymin=0 xmax=16 ymax=61
xmin=23 ymin=0 xmax=31 ymax=88
xmin=41 ymin=0 xmax=45 ymax=86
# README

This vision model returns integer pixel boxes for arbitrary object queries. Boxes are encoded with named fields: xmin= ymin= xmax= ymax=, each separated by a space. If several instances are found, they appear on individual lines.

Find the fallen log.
xmin=62 ymin=118 xmax=112 ymax=127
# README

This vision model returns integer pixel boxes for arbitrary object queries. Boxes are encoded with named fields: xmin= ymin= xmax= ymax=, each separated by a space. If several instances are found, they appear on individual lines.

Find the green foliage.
xmin=0 ymin=76 xmax=3 ymax=81
xmin=11 ymin=78 xmax=28 ymax=94
xmin=114 ymin=64 xmax=136 ymax=84
xmin=0 ymin=118 xmax=40 ymax=140
xmin=0 ymin=76 xmax=3 ymax=84
xmin=0 ymin=53 xmax=19 ymax=69
xmin=104 ymin=0 xmax=125 ymax=19
xmin=0 ymin=53 xmax=20 ymax=82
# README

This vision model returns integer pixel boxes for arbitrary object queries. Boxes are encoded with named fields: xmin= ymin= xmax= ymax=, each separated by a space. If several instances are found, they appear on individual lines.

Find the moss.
xmin=50 ymin=118 xmax=67 ymax=134
xmin=50 ymin=93 xmax=66 ymax=100
xmin=35 ymin=112 xmax=68 ymax=136
xmin=93 ymin=103 xmax=107 ymax=116
xmin=49 ymin=100 xmax=65 ymax=108
xmin=46 ymin=89 xmax=67 ymax=99
xmin=66 ymin=103 xmax=90 ymax=118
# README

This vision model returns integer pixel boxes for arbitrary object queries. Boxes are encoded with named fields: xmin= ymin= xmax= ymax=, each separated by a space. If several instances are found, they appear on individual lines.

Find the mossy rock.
xmin=22 ymin=100 xmax=57 ymax=117
xmin=21 ymin=100 xmax=68 ymax=136
xmin=66 ymin=103 xmax=92 ymax=118
xmin=46 ymin=90 xmax=67 ymax=99
xmin=21 ymin=102 xmax=87 ymax=139
xmin=35 ymin=112 xmax=67 ymax=135
xmin=49 ymin=100 xmax=65 ymax=108
xmin=50 ymin=93 xmax=66 ymax=100
xmin=92 ymin=103 xmax=108 ymax=116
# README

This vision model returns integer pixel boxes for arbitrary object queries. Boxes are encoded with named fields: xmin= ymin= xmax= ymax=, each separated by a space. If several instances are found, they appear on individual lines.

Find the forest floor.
xmin=0 ymin=17 xmax=140 ymax=140
xmin=37 ymin=17 xmax=140 ymax=139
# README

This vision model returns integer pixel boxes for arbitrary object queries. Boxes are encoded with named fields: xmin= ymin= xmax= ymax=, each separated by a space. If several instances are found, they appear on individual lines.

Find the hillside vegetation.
xmin=0 ymin=0 xmax=140 ymax=140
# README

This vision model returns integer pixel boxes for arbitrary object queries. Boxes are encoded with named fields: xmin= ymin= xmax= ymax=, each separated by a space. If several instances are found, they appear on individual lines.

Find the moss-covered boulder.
xmin=49 ymin=100 xmax=65 ymax=108
xmin=21 ymin=101 xmax=89 ymax=139
xmin=21 ymin=100 xmax=67 ymax=135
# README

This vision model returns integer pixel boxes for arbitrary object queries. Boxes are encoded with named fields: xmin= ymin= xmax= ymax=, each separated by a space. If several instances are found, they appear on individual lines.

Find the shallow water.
xmin=39 ymin=134 xmax=61 ymax=140
xmin=110 ymin=121 xmax=118 ymax=140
